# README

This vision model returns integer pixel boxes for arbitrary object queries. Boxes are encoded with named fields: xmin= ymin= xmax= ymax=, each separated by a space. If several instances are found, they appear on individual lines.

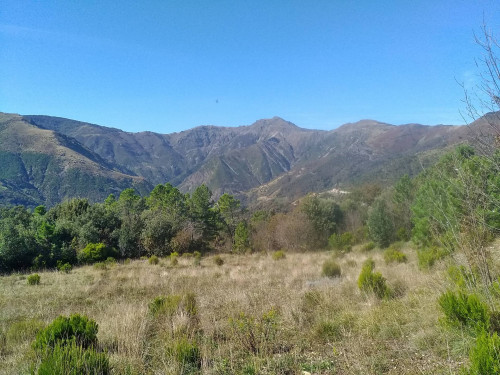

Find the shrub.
xmin=27 ymin=274 xmax=41 ymax=285
xmin=148 ymin=295 xmax=182 ymax=317
xmin=447 ymin=265 xmax=476 ymax=289
xmin=383 ymin=247 xmax=407 ymax=264
xmin=36 ymin=342 xmax=110 ymax=375
xmin=148 ymin=255 xmax=159 ymax=265
xmin=183 ymin=292 xmax=198 ymax=317
xmin=170 ymin=252 xmax=179 ymax=266
xmin=93 ymin=262 xmax=107 ymax=271
xmin=322 ymin=259 xmax=341 ymax=278
xmin=78 ymin=243 xmax=117 ymax=264
xmin=314 ymin=320 xmax=341 ymax=341
xmin=328 ymin=232 xmax=354 ymax=252
xmin=438 ymin=290 xmax=489 ymax=332
xmin=57 ymin=262 xmax=72 ymax=273
xmin=417 ymin=246 xmax=447 ymax=269
xmin=214 ymin=255 xmax=224 ymax=266
xmin=468 ymin=331 xmax=500 ymax=375
xmin=166 ymin=337 xmax=201 ymax=372
xmin=357 ymin=259 xmax=391 ymax=299
xmin=105 ymin=257 xmax=116 ymax=265
xmin=229 ymin=308 xmax=279 ymax=355
xmin=361 ymin=242 xmax=376 ymax=252
xmin=272 ymin=250 xmax=286 ymax=261
xmin=33 ymin=314 xmax=98 ymax=351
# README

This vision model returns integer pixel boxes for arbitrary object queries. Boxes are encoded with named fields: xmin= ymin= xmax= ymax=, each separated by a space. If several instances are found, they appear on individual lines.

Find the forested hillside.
xmin=0 ymin=111 xmax=484 ymax=208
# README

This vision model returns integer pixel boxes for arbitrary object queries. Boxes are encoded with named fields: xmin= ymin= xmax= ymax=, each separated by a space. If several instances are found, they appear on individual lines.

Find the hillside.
xmin=0 ymin=111 xmax=491 ymax=207
xmin=0 ymin=113 xmax=151 ymax=207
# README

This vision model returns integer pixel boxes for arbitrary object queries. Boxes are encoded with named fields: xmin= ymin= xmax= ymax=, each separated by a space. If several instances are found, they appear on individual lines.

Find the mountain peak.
xmin=250 ymin=117 xmax=300 ymax=130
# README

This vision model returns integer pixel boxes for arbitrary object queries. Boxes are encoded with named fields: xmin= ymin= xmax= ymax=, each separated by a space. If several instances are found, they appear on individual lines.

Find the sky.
xmin=1 ymin=1 xmax=500 ymax=133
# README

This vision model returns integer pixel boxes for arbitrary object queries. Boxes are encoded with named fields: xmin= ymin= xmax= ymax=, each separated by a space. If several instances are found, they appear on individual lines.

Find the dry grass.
xmin=0 ymin=246 xmax=470 ymax=374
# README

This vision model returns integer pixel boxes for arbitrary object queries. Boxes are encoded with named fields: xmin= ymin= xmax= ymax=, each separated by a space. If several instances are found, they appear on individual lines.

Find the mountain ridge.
xmin=0 ymin=111 xmax=490 ymax=208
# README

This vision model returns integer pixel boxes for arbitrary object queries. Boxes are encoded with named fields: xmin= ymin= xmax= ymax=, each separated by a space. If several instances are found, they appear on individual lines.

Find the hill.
xmin=0 ymin=111 xmax=490 ymax=207
xmin=0 ymin=113 xmax=151 ymax=207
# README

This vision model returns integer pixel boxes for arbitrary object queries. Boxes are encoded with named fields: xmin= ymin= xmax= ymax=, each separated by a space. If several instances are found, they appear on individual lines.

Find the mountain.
xmin=0 ymin=111 xmax=491 ymax=208
xmin=0 ymin=113 xmax=151 ymax=207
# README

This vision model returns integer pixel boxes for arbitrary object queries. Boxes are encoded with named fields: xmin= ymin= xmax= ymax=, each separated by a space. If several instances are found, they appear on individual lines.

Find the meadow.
xmin=0 ymin=243 xmax=478 ymax=375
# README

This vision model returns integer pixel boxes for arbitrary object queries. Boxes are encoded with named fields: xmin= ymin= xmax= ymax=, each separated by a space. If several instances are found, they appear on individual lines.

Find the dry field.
xmin=0 ymin=245 xmax=470 ymax=374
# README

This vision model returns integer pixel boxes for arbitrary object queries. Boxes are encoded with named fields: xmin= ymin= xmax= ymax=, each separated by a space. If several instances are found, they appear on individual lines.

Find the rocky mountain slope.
xmin=0 ymin=111 xmax=487 ymax=207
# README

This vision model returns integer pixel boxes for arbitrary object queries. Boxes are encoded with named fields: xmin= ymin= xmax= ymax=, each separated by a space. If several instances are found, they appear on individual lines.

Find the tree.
xmin=188 ymin=185 xmax=218 ymax=242
xmin=217 ymin=193 xmax=241 ymax=245
xmin=367 ymin=198 xmax=394 ymax=248
xmin=301 ymin=194 xmax=343 ymax=247
xmin=233 ymin=221 xmax=250 ymax=253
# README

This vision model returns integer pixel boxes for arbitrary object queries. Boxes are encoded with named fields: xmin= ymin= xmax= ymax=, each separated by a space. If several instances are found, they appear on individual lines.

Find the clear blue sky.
xmin=1 ymin=1 xmax=499 ymax=133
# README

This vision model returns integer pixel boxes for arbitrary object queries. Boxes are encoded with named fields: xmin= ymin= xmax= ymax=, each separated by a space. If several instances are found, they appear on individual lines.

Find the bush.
xmin=57 ymin=262 xmax=72 ymax=273
xmin=328 ymin=232 xmax=354 ymax=252
xmin=148 ymin=255 xmax=159 ymax=265
xmin=148 ymin=295 xmax=182 ymax=317
xmin=361 ymin=242 xmax=376 ymax=252
xmin=214 ymin=255 xmax=224 ymax=266
xmin=170 ymin=252 xmax=179 ymax=266
xmin=27 ymin=274 xmax=41 ymax=285
xmin=166 ymin=337 xmax=201 ymax=372
xmin=322 ymin=259 xmax=341 ymax=278
xmin=93 ymin=262 xmax=107 ymax=270
xmin=78 ymin=243 xmax=117 ymax=264
xmin=468 ymin=331 xmax=500 ymax=375
xmin=357 ymin=259 xmax=391 ymax=299
xmin=447 ymin=265 xmax=476 ymax=289
xmin=417 ymin=246 xmax=447 ymax=269
xmin=383 ymin=247 xmax=407 ymax=264
xmin=314 ymin=320 xmax=341 ymax=341
xmin=438 ymin=290 xmax=489 ymax=332
xmin=36 ymin=342 xmax=110 ymax=375
xmin=33 ymin=314 xmax=98 ymax=351
xmin=272 ymin=250 xmax=286 ymax=261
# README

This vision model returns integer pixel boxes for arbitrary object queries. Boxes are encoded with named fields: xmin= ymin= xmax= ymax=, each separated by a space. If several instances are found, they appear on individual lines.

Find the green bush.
xmin=170 ymin=252 xmax=179 ymax=266
xmin=36 ymin=342 xmax=110 ymax=375
xmin=322 ymin=259 xmax=341 ymax=278
xmin=447 ymin=265 xmax=476 ymax=289
xmin=33 ymin=314 xmax=98 ymax=351
xmin=57 ymin=262 xmax=72 ymax=273
xmin=468 ymin=331 xmax=500 ymax=375
xmin=93 ymin=262 xmax=107 ymax=270
xmin=148 ymin=295 xmax=182 ymax=317
xmin=78 ymin=243 xmax=117 ymax=264
xmin=417 ymin=246 xmax=447 ymax=269
xmin=148 ymin=255 xmax=159 ymax=265
xmin=314 ymin=320 xmax=341 ymax=342
xmin=361 ymin=242 xmax=376 ymax=252
xmin=383 ymin=246 xmax=407 ymax=264
xmin=328 ymin=232 xmax=354 ymax=252
xmin=214 ymin=255 xmax=224 ymax=266
xmin=272 ymin=250 xmax=286 ymax=261
xmin=357 ymin=259 xmax=391 ymax=299
xmin=27 ymin=274 xmax=41 ymax=285
xmin=438 ymin=290 xmax=489 ymax=332
xmin=166 ymin=337 xmax=201 ymax=372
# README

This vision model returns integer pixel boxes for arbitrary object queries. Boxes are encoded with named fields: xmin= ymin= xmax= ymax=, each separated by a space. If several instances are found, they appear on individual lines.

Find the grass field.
xmin=0 ymin=245 xmax=472 ymax=374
